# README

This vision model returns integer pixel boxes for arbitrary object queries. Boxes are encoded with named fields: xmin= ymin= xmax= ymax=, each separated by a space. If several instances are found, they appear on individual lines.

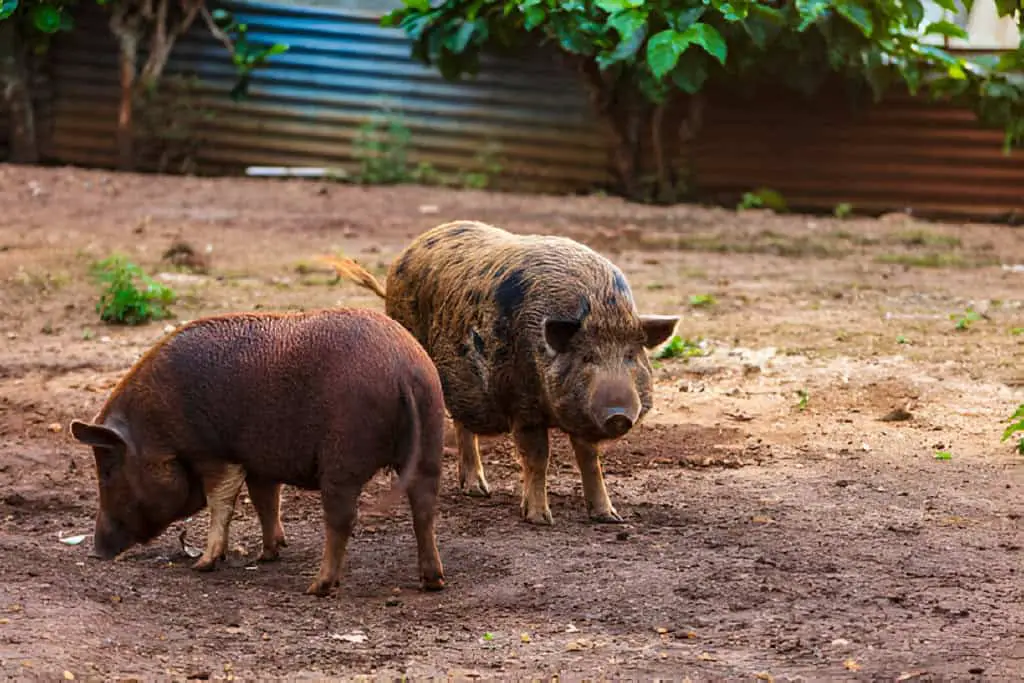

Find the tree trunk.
xmin=115 ymin=33 xmax=139 ymax=170
xmin=110 ymin=4 xmax=145 ymax=171
xmin=0 ymin=20 xmax=39 ymax=164
xmin=575 ymin=58 xmax=648 ymax=200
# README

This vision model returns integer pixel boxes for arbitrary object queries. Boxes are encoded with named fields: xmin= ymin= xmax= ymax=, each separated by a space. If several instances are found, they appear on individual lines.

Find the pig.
xmin=68 ymin=308 xmax=447 ymax=596
xmin=320 ymin=220 xmax=679 ymax=525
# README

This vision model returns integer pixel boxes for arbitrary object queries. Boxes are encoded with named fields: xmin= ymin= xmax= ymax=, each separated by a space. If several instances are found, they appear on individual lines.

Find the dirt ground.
xmin=0 ymin=165 xmax=1022 ymax=681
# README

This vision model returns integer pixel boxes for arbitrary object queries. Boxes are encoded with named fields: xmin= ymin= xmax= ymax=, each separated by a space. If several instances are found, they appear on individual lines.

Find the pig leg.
xmin=514 ymin=425 xmax=553 ymax=525
xmin=569 ymin=437 xmax=624 ymax=524
xmin=307 ymin=485 xmax=360 ymax=597
xmin=455 ymin=420 xmax=490 ymax=497
xmin=193 ymin=463 xmax=247 ymax=572
xmin=406 ymin=472 xmax=446 ymax=591
xmin=247 ymin=479 xmax=288 ymax=562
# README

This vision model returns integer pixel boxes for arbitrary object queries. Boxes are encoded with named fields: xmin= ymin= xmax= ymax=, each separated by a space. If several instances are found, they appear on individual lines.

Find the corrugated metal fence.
xmin=46 ymin=0 xmax=612 ymax=192
xmin=5 ymin=0 xmax=1023 ymax=220
xmin=692 ymin=84 xmax=1024 ymax=221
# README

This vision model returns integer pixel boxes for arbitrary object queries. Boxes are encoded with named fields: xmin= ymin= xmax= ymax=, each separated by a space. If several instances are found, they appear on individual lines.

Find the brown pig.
xmin=68 ymin=308 xmax=447 ymax=596
xmin=320 ymin=220 xmax=679 ymax=525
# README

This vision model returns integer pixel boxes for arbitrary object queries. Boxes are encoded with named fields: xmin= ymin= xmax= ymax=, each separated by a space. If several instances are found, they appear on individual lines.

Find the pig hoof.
xmin=305 ymin=579 xmax=337 ymax=597
xmin=191 ymin=556 xmax=219 ymax=572
xmin=590 ymin=510 xmax=625 ymax=524
xmin=460 ymin=480 xmax=491 ymax=498
xmin=258 ymin=548 xmax=281 ymax=563
xmin=422 ymin=574 xmax=446 ymax=592
xmin=521 ymin=506 xmax=554 ymax=526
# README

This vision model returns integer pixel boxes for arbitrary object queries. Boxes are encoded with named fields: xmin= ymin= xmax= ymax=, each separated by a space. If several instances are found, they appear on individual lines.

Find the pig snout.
xmin=90 ymin=515 xmax=131 ymax=560
xmin=591 ymin=376 xmax=641 ymax=439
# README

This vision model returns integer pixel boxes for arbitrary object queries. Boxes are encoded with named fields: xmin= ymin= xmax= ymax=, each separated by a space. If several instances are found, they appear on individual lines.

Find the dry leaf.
xmin=63 ymin=671 xmax=75 ymax=680
xmin=751 ymin=515 xmax=774 ymax=524
xmin=844 ymin=658 xmax=862 ymax=672
xmin=0 ymin=618 xmax=9 ymax=625
xmin=754 ymin=673 xmax=774 ymax=682
xmin=520 ymin=633 xmax=531 ymax=643
xmin=110 ymin=595 xmax=122 ymax=603
xmin=565 ymin=638 xmax=594 ymax=652
xmin=655 ymin=627 xmax=669 ymax=635
xmin=897 ymin=672 xmax=927 ymax=681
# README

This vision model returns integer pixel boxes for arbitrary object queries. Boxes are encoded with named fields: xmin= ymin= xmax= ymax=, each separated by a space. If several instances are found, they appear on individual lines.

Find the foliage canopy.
xmin=383 ymin=0 xmax=1024 ymax=198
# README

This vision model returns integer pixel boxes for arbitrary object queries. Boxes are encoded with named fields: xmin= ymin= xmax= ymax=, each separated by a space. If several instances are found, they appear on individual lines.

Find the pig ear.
xmin=640 ymin=314 xmax=680 ymax=349
xmin=69 ymin=419 xmax=126 ymax=451
xmin=544 ymin=319 xmax=582 ymax=354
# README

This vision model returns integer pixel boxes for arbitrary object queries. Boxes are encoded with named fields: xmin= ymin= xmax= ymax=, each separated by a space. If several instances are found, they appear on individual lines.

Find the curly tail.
xmin=316 ymin=254 xmax=387 ymax=299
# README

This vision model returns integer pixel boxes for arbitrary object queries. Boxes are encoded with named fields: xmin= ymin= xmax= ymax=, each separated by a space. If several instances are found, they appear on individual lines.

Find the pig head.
xmin=539 ymin=313 xmax=678 ymax=443
xmin=70 ymin=417 xmax=204 ymax=560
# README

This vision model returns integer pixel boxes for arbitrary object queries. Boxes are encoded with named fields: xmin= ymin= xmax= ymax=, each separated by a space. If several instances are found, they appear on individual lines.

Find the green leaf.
xmin=30 ymin=4 xmax=62 ymax=33
xmin=607 ymin=8 xmax=646 ymax=40
xmin=924 ymin=20 xmax=968 ymax=40
xmin=670 ymin=47 xmax=709 ymax=94
xmin=595 ymin=0 xmax=644 ymax=12
xmin=523 ymin=5 xmax=545 ymax=30
xmin=795 ymin=0 xmax=830 ymax=31
xmin=665 ymin=6 xmax=705 ymax=32
xmin=597 ymin=20 xmax=646 ymax=69
xmin=0 ymin=0 xmax=17 ymax=21
xmin=682 ymin=22 xmax=727 ymax=65
xmin=714 ymin=1 xmax=749 ymax=22
xmin=265 ymin=43 xmax=289 ymax=57
xmin=444 ymin=20 xmax=478 ymax=54
xmin=646 ymin=29 xmax=685 ymax=79
xmin=834 ymin=0 xmax=873 ymax=37
xmin=904 ymin=0 xmax=924 ymax=27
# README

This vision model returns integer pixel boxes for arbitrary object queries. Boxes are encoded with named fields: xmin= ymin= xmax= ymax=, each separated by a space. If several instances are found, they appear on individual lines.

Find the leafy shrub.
xmin=91 ymin=254 xmax=176 ymax=325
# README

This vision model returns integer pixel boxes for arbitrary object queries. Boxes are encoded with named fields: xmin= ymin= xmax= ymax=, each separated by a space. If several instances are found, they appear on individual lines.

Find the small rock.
xmin=47 ymin=423 xmax=62 ymax=433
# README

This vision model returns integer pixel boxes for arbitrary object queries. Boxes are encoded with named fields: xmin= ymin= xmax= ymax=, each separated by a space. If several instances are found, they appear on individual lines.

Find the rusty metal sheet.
xmin=691 ymin=86 xmax=1024 ymax=220
xmin=43 ymin=0 xmax=611 ymax=192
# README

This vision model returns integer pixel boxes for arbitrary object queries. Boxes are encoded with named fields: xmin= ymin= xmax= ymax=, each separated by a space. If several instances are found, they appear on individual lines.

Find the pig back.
xmin=112 ymin=309 xmax=442 ymax=488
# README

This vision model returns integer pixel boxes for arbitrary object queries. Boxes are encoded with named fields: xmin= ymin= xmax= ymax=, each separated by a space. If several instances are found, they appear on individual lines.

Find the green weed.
xmin=91 ymin=254 xmax=176 ymax=325
xmin=653 ymin=335 xmax=709 ymax=360
xmin=1002 ymin=404 xmax=1024 ymax=455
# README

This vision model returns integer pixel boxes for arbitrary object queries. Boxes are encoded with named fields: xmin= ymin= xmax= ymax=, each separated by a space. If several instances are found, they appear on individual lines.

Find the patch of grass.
xmin=831 ymin=229 xmax=881 ymax=246
xmin=91 ymin=254 xmax=176 ymax=325
xmin=876 ymin=252 xmax=968 ymax=268
xmin=1002 ymin=404 xmax=1024 ymax=455
xmin=795 ymin=389 xmax=810 ymax=411
xmin=893 ymin=229 xmax=961 ymax=249
xmin=688 ymin=293 xmax=716 ymax=308
xmin=934 ymin=450 xmax=952 ymax=461
xmin=950 ymin=307 xmax=982 ymax=331
xmin=737 ymin=188 xmax=787 ymax=212
xmin=653 ymin=335 xmax=709 ymax=360
xmin=833 ymin=202 xmax=854 ymax=219
xmin=1011 ymin=327 xmax=1023 ymax=336
xmin=638 ymin=231 xmax=846 ymax=259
